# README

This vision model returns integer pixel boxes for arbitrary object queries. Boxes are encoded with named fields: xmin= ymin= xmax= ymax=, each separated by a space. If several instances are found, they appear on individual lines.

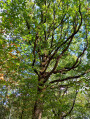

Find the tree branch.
xmin=50 ymin=70 xmax=90 ymax=84
xmin=44 ymin=5 xmax=82 ymax=75
xmin=62 ymin=90 xmax=78 ymax=118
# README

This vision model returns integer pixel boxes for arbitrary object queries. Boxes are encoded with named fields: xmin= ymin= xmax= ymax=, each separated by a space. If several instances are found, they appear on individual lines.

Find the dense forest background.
xmin=0 ymin=0 xmax=90 ymax=119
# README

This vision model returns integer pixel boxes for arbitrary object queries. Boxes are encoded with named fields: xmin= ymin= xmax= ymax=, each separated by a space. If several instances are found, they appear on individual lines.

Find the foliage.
xmin=0 ymin=0 xmax=90 ymax=119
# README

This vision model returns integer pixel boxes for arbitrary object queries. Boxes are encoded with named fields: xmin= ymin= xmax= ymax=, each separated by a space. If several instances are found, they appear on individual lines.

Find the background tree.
xmin=1 ymin=0 xmax=90 ymax=119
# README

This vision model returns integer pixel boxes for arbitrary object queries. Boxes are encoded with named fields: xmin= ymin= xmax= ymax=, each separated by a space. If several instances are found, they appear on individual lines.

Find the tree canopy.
xmin=1 ymin=0 xmax=90 ymax=119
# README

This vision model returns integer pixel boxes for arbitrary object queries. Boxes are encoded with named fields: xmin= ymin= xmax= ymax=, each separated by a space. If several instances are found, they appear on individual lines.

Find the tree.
xmin=1 ymin=0 xmax=90 ymax=119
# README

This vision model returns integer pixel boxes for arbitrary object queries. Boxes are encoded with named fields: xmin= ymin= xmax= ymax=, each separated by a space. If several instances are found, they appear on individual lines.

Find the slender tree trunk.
xmin=32 ymin=99 xmax=43 ymax=119
xmin=32 ymin=84 xmax=44 ymax=119
xmin=9 ymin=106 xmax=12 ymax=119
xmin=21 ymin=109 xmax=24 ymax=119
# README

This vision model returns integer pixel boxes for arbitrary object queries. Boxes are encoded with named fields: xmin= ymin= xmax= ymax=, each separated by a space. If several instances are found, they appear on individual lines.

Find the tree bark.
xmin=32 ymin=99 xmax=43 ymax=119
xmin=32 ymin=54 xmax=47 ymax=119
xmin=32 ymin=83 xmax=44 ymax=119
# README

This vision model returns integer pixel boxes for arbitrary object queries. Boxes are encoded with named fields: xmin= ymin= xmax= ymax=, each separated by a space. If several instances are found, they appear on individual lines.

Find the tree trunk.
xmin=32 ymin=99 xmax=43 ymax=119
xmin=32 ymin=54 xmax=47 ymax=119
xmin=32 ymin=85 xmax=44 ymax=119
